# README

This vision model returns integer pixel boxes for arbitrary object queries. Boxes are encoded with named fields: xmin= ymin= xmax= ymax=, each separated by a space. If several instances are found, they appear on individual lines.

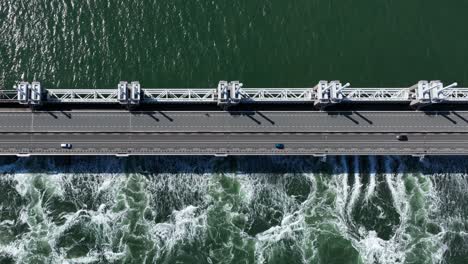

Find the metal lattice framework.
xmin=0 ymin=90 xmax=17 ymax=101
xmin=2 ymin=80 xmax=468 ymax=106
xmin=238 ymin=88 xmax=313 ymax=102
xmin=143 ymin=89 xmax=216 ymax=103
xmin=337 ymin=87 xmax=411 ymax=102
xmin=46 ymin=89 xmax=118 ymax=103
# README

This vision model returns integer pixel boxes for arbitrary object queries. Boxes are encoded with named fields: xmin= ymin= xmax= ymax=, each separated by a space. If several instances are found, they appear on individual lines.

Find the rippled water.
xmin=1 ymin=0 xmax=468 ymax=89
xmin=2 ymin=1 xmax=468 ymax=263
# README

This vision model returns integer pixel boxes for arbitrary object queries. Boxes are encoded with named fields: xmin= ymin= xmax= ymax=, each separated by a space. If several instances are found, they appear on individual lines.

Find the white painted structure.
xmin=2 ymin=80 xmax=467 ymax=106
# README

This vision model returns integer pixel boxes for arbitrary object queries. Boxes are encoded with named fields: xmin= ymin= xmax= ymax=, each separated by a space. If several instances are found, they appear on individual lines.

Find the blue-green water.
xmin=0 ymin=156 xmax=467 ymax=263
xmin=1 ymin=1 xmax=468 ymax=263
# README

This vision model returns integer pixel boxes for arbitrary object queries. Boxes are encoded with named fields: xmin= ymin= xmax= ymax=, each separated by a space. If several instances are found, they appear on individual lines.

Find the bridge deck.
xmin=0 ymin=110 xmax=467 ymax=133
xmin=1 ymin=132 xmax=467 ymax=156
xmin=0 ymin=110 xmax=468 ymax=156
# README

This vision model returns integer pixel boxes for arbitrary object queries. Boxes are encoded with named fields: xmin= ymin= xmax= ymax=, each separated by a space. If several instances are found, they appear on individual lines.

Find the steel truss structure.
xmin=0 ymin=80 xmax=466 ymax=107
xmin=0 ymin=90 xmax=17 ymax=102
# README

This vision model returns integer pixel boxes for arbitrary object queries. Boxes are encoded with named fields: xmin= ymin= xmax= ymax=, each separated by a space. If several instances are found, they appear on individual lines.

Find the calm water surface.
xmin=1 ymin=0 xmax=468 ymax=89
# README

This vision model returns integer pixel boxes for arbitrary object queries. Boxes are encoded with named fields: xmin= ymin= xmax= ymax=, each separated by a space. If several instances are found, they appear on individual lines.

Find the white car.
xmin=60 ymin=143 xmax=72 ymax=149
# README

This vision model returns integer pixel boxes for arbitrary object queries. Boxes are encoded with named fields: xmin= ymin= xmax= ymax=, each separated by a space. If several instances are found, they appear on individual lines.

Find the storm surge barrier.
xmin=1 ymin=80 xmax=467 ymax=108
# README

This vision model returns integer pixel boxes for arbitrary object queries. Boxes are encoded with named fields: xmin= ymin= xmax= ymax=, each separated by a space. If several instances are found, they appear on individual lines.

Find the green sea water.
xmin=1 ymin=1 xmax=468 ymax=264
xmin=0 ymin=156 xmax=468 ymax=263
xmin=1 ymin=0 xmax=468 ymax=89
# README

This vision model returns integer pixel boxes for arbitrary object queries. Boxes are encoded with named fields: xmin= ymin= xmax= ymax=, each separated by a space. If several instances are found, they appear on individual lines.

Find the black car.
xmin=396 ymin=135 xmax=408 ymax=141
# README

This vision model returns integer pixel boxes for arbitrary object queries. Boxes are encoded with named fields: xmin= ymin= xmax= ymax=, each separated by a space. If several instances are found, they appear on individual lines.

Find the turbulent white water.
xmin=0 ymin=156 xmax=467 ymax=264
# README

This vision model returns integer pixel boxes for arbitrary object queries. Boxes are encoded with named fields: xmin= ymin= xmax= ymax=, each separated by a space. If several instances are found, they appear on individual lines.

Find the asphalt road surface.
xmin=1 ymin=110 xmax=468 ymax=155
xmin=0 ymin=132 xmax=467 ymax=156
xmin=0 ymin=110 xmax=468 ymax=133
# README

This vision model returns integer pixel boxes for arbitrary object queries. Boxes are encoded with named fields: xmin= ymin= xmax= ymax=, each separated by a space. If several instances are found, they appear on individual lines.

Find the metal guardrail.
xmin=143 ymin=89 xmax=217 ymax=103
xmin=0 ymin=80 xmax=466 ymax=107
xmin=0 ymin=89 xmax=17 ymax=101
xmin=46 ymin=89 xmax=118 ymax=103
xmin=337 ymin=88 xmax=411 ymax=101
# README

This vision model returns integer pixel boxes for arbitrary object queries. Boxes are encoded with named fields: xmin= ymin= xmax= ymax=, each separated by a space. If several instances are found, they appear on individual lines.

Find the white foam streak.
xmin=384 ymin=157 xmax=407 ymax=217
xmin=365 ymin=156 xmax=377 ymax=201
xmin=347 ymin=156 xmax=362 ymax=218
xmin=334 ymin=156 xmax=349 ymax=220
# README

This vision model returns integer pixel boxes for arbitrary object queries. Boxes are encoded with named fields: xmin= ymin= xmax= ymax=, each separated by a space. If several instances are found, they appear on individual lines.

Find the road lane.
xmin=1 ymin=110 xmax=468 ymax=155
xmin=1 ymin=110 xmax=468 ymax=132
xmin=0 ymin=132 xmax=467 ymax=155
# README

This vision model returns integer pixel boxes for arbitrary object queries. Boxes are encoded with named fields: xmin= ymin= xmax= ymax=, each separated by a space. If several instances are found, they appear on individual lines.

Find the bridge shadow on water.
xmin=1 ymin=155 xmax=468 ymax=175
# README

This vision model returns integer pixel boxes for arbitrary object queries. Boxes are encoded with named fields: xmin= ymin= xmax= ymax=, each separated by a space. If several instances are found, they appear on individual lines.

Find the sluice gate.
xmin=1 ymin=80 xmax=466 ymax=108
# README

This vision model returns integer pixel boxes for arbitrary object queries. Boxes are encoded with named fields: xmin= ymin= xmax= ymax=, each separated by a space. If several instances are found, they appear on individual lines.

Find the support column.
xmin=118 ymin=81 xmax=128 ymax=104
xmin=15 ymin=82 xmax=30 ymax=104
xmin=228 ymin=81 xmax=242 ymax=105
xmin=410 ymin=80 xmax=443 ymax=107
xmin=313 ymin=80 xmax=329 ymax=108
xmin=428 ymin=80 xmax=443 ymax=102
xmin=217 ymin=81 xmax=242 ymax=108
xmin=217 ymin=81 xmax=229 ymax=106
xmin=130 ymin=81 xmax=141 ymax=105
xmin=314 ymin=80 xmax=347 ymax=108
xmin=30 ymin=82 xmax=42 ymax=105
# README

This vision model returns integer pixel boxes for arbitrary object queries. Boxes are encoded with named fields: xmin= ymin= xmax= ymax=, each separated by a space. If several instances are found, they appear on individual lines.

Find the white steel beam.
xmin=144 ymin=88 xmax=217 ymax=103
xmin=339 ymin=87 xmax=411 ymax=102
xmin=46 ymin=89 xmax=118 ymax=103
xmin=0 ymin=89 xmax=18 ymax=101
xmin=2 ymin=80 xmax=468 ymax=105
xmin=238 ymin=88 xmax=313 ymax=102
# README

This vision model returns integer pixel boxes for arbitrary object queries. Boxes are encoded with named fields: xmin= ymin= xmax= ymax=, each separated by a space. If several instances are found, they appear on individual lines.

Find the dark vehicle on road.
xmin=396 ymin=135 xmax=408 ymax=141
xmin=275 ymin=143 xmax=285 ymax=149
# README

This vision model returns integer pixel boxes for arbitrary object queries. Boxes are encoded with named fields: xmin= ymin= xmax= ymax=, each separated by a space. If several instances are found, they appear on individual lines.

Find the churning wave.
xmin=0 ymin=156 xmax=467 ymax=264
